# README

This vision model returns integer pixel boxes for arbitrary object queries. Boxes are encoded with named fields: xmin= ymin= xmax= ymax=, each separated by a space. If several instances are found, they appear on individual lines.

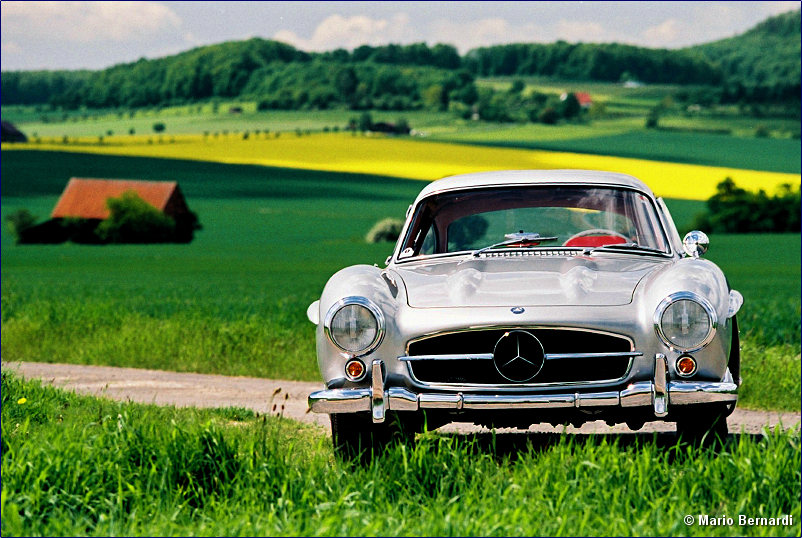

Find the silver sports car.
xmin=307 ymin=170 xmax=743 ymax=454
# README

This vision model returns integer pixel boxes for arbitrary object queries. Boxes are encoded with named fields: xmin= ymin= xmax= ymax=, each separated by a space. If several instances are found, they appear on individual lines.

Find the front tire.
xmin=676 ymin=404 xmax=731 ymax=441
xmin=330 ymin=412 xmax=417 ymax=460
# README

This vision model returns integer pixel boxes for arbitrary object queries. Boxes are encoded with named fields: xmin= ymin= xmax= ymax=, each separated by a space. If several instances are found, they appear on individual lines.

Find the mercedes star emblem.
xmin=493 ymin=330 xmax=545 ymax=382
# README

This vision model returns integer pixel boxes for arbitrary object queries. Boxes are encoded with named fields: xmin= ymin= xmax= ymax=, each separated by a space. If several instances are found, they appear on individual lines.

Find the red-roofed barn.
xmin=19 ymin=178 xmax=199 ymax=244
xmin=52 ymin=178 xmax=190 ymax=220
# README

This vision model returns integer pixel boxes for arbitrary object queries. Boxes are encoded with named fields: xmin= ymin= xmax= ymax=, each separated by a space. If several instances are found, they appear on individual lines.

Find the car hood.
xmin=393 ymin=255 xmax=671 ymax=308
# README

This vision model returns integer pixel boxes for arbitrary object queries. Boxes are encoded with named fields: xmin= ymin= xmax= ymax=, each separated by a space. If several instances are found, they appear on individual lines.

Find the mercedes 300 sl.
xmin=307 ymin=170 xmax=743 ymax=455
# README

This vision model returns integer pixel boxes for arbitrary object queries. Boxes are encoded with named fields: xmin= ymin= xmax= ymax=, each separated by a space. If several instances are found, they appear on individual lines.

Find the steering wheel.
xmin=563 ymin=228 xmax=630 ymax=248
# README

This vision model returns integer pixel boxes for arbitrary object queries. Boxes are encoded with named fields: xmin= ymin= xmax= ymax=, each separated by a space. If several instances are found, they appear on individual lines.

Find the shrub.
xmin=692 ymin=177 xmax=801 ymax=233
xmin=538 ymin=106 xmax=559 ymax=125
xmin=152 ymin=122 xmax=166 ymax=133
xmin=645 ymin=107 xmax=660 ymax=128
xmin=5 ymin=209 xmax=38 ymax=243
xmin=366 ymin=218 xmax=404 ymax=243
xmin=95 ymin=191 xmax=176 ymax=243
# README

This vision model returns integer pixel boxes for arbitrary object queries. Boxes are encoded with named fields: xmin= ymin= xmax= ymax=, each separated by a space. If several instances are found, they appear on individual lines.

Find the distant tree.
xmin=5 ymin=209 xmax=38 ymax=244
xmin=692 ymin=177 xmax=801 ymax=233
xmin=645 ymin=107 xmax=660 ymax=128
xmin=358 ymin=112 xmax=373 ymax=132
xmin=423 ymin=84 xmax=445 ymax=110
xmin=560 ymin=93 xmax=581 ymax=119
xmin=509 ymin=79 xmax=525 ymax=94
xmin=152 ymin=122 xmax=166 ymax=133
xmin=538 ymin=106 xmax=559 ymax=125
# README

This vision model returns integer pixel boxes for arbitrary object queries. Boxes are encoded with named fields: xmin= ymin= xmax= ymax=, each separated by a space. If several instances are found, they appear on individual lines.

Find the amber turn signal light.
xmin=345 ymin=359 xmax=366 ymax=381
xmin=676 ymin=355 xmax=697 ymax=376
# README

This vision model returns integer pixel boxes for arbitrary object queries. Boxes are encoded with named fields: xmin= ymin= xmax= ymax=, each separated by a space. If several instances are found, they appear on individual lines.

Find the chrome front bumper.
xmin=309 ymin=354 xmax=738 ymax=424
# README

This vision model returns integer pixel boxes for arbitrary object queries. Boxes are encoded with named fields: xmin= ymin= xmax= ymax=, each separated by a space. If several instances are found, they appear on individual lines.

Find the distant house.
xmin=52 ymin=178 xmax=190 ymax=221
xmin=21 ymin=178 xmax=199 ymax=244
xmin=1 ymin=121 xmax=27 ymax=143
xmin=574 ymin=92 xmax=593 ymax=109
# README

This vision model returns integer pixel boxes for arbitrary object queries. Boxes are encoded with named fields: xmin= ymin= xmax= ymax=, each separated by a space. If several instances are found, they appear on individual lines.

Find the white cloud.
xmin=428 ymin=18 xmax=543 ymax=52
xmin=1 ymin=40 xmax=22 ymax=54
xmin=1 ymin=1 xmax=183 ymax=43
xmin=554 ymin=20 xmax=608 ymax=43
xmin=640 ymin=18 xmax=683 ymax=48
xmin=274 ymin=13 xmax=414 ymax=51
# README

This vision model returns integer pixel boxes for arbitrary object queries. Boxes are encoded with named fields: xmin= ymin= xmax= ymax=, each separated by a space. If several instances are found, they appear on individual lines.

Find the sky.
xmin=1 ymin=1 xmax=798 ymax=71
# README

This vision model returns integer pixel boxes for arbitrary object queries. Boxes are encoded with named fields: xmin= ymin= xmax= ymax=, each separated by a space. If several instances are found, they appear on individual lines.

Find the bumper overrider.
xmin=309 ymin=354 xmax=738 ymax=424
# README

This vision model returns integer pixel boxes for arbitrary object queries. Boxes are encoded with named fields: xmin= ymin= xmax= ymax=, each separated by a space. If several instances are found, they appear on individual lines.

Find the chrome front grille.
xmin=403 ymin=328 xmax=637 ymax=387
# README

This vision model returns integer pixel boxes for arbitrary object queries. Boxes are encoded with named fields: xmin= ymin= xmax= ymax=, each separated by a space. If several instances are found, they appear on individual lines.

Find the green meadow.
xmin=3 ymin=372 xmax=800 ymax=536
xmin=1 ymin=150 xmax=799 ymax=409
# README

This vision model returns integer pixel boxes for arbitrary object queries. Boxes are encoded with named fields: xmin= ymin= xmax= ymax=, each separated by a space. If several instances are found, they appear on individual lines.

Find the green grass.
xmin=2 ymin=105 xmax=456 ymax=138
xmin=429 ymin=125 xmax=802 ymax=174
xmin=3 ymin=373 xmax=800 ymax=537
xmin=1 ymin=151 xmax=799 ymax=409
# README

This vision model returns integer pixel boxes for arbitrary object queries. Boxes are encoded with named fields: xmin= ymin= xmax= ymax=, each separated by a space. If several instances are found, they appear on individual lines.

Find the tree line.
xmin=1 ymin=10 xmax=798 ymax=110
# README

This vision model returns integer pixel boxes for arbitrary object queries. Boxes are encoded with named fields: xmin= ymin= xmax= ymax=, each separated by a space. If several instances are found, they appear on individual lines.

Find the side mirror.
xmin=682 ymin=230 xmax=709 ymax=258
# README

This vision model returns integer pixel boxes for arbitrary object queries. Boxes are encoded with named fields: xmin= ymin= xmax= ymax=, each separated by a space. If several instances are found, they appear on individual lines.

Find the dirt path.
xmin=4 ymin=361 xmax=799 ymax=435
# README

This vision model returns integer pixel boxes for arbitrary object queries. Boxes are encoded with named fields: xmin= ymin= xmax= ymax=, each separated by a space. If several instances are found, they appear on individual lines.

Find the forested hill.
xmin=690 ymin=9 xmax=801 ymax=102
xmin=1 ymin=9 xmax=798 ymax=109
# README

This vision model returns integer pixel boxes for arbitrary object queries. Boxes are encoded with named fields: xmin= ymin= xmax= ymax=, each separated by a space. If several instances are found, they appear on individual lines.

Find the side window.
xmin=420 ymin=225 xmax=436 ymax=255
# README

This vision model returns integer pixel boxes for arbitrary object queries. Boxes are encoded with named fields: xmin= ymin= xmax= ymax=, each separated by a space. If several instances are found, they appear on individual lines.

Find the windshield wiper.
xmin=472 ymin=232 xmax=558 ymax=257
xmin=583 ymin=243 xmax=666 ymax=255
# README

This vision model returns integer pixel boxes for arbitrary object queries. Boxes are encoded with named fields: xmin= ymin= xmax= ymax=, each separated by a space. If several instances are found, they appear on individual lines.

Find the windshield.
xmin=397 ymin=186 xmax=670 ymax=259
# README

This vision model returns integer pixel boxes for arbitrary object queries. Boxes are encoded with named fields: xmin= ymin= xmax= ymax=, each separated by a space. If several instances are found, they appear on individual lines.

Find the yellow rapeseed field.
xmin=5 ymin=133 xmax=798 ymax=200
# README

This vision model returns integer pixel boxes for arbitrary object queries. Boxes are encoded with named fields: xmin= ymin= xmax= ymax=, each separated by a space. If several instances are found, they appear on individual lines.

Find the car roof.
xmin=414 ymin=169 xmax=655 ymax=202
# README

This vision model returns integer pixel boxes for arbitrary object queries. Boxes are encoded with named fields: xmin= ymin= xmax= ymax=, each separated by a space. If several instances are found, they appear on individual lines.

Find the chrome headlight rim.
xmin=323 ymin=296 xmax=385 ymax=358
xmin=654 ymin=291 xmax=718 ymax=353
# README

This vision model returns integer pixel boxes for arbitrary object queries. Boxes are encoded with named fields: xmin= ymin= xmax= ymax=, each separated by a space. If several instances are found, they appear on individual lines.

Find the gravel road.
xmin=4 ymin=361 xmax=799 ymax=436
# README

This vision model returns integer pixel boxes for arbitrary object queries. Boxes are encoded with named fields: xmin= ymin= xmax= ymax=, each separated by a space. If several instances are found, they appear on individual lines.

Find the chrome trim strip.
xmin=399 ymin=353 xmax=494 ymax=361
xmin=371 ymin=359 xmax=385 ymax=423
xmin=323 ymin=296 xmax=386 ymax=358
xmin=462 ymin=393 xmax=575 ymax=410
xmin=308 ymin=389 xmax=371 ymax=413
xmin=387 ymin=387 xmax=419 ymax=411
xmin=419 ymin=393 xmax=462 ymax=409
xmin=577 ymin=391 xmax=620 ymax=407
xmin=653 ymin=292 xmax=718 ymax=353
xmin=399 ymin=351 xmax=643 ymax=362
xmin=668 ymin=381 xmax=738 ymax=405
xmin=653 ymin=353 xmax=669 ymax=417
xmin=545 ymin=351 xmax=643 ymax=360
xmin=620 ymin=382 xmax=653 ymax=407
xmin=309 ymin=381 xmax=737 ymax=414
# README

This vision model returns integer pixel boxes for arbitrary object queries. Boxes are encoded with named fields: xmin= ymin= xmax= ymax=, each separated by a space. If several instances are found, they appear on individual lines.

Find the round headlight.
xmin=654 ymin=293 xmax=717 ymax=352
xmin=324 ymin=297 xmax=384 ymax=356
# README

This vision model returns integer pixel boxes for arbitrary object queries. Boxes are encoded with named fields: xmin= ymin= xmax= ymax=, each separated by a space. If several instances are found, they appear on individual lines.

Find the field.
xmin=3 ymin=373 xmax=800 ymax=536
xmin=3 ymin=133 xmax=799 ymax=201
xmin=1 ymin=150 xmax=799 ymax=410
xmin=4 ymin=77 xmax=801 ymax=180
